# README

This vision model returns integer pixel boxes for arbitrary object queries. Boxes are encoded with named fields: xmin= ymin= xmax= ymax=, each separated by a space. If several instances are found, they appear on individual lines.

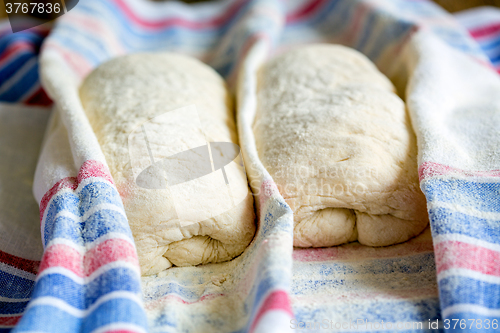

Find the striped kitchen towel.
xmin=0 ymin=102 xmax=50 ymax=332
xmin=0 ymin=0 xmax=500 ymax=332
xmin=0 ymin=22 xmax=51 ymax=105
xmin=455 ymin=6 xmax=500 ymax=73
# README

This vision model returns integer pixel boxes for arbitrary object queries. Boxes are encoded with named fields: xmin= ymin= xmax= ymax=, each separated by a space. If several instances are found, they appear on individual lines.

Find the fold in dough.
xmin=254 ymin=44 xmax=428 ymax=247
xmin=80 ymin=53 xmax=255 ymax=275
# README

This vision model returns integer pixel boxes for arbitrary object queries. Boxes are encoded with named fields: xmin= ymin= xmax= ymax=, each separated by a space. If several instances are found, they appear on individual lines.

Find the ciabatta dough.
xmin=80 ymin=53 xmax=255 ymax=275
xmin=254 ymin=44 xmax=428 ymax=247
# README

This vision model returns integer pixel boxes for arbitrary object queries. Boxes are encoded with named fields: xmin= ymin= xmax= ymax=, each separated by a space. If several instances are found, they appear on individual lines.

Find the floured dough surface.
xmin=80 ymin=53 xmax=255 ymax=275
xmin=254 ymin=44 xmax=428 ymax=247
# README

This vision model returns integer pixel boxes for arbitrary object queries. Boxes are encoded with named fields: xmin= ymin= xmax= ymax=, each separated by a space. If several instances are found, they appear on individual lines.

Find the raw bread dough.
xmin=79 ymin=53 xmax=255 ymax=275
xmin=254 ymin=44 xmax=428 ymax=247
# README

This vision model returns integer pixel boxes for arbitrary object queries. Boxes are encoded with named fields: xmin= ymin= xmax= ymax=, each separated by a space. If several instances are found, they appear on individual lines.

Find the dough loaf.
xmin=80 ymin=53 xmax=255 ymax=275
xmin=254 ymin=44 xmax=428 ymax=247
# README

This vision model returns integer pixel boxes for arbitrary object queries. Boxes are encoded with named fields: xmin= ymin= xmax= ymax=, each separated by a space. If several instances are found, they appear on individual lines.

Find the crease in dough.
xmin=254 ymin=44 xmax=428 ymax=248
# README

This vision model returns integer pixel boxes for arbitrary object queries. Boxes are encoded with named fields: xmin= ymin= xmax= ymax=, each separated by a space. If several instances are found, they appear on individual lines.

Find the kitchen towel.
xmin=0 ymin=0 xmax=499 ymax=332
